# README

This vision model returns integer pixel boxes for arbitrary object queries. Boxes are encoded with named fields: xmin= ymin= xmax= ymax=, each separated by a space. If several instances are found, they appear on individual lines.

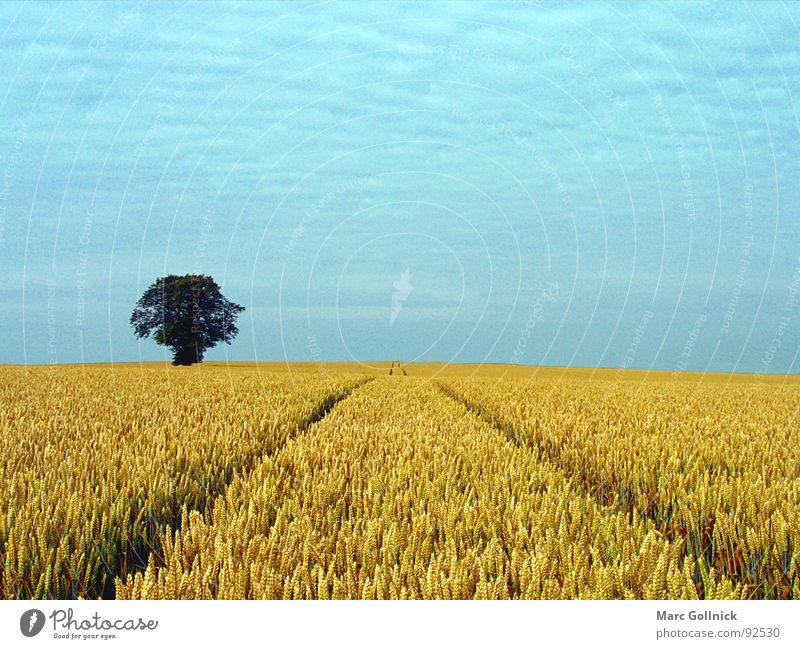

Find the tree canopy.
xmin=130 ymin=274 xmax=245 ymax=365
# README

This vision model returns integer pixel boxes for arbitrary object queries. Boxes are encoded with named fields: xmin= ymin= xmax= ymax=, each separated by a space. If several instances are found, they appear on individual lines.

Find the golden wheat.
xmin=1 ymin=364 xmax=796 ymax=599
xmin=118 ymin=378 xmax=748 ymax=600
xmin=441 ymin=377 xmax=800 ymax=599
xmin=0 ymin=364 xmax=365 ymax=598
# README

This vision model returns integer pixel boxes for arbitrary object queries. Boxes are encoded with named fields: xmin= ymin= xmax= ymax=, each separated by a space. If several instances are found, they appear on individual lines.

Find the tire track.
xmin=435 ymin=381 xmax=795 ymax=599
xmin=437 ymin=380 xmax=670 ymax=518
xmin=111 ymin=377 xmax=373 ymax=599
xmin=120 ymin=378 xmax=690 ymax=599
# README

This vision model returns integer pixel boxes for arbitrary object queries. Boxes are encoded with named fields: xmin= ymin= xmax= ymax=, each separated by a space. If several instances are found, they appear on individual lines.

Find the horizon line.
xmin=3 ymin=358 xmax=798 ymax=379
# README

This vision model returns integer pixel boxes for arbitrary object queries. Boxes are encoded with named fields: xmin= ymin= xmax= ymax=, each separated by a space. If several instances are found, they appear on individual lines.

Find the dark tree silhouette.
xmin=130 ymin=274 xmax=245 ymax=365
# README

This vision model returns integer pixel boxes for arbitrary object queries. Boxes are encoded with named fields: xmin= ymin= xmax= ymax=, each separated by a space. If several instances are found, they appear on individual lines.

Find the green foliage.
xmin=130 ymin=274 xmax=244 ymax=365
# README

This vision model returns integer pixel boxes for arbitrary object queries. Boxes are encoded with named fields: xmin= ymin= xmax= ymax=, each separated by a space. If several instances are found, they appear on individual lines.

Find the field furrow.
xmin=0 ymin=365 xmax=367 ymax=599
xmin=440 ymin=377 xmax=800 ymax=598
xmin=118 ymin=378 xmax=745 ymax=599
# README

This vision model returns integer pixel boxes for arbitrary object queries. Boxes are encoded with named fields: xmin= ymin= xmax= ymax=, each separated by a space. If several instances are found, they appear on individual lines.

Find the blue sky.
xmin=0 ymin=1 xmax=798 ymax=372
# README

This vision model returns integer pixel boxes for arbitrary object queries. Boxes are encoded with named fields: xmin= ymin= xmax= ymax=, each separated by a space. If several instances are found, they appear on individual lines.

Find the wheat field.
xmin=1 ymin=363 xmax=797 ymax=599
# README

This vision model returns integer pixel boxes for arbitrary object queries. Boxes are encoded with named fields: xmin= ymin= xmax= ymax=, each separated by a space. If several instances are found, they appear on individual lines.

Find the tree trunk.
xmin=172 ymin=345 xmax=203 ymax=365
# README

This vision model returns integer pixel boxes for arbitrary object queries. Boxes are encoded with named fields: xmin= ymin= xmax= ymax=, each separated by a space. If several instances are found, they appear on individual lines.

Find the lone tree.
xmin=131 ymin=274 xmax=245 ymax=365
